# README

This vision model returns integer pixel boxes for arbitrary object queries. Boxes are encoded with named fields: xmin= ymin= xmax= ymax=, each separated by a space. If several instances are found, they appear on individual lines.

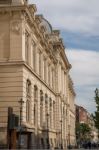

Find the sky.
xmin=29 ymin=0 xmax=99 ymax=113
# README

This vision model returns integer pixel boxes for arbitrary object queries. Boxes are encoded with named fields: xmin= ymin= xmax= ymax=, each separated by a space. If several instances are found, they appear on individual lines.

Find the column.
xmin=41 ymin=53 xmax=43 ymax=78
xmin=44 ymin=58 xmax=47 ymax=82
xmin=28 ymin=35 xmax=32 ymax=66
xmin=43 ymin=92 xmax=45 ymax=125
xmin=51 ymin=100 xmax=53 ymax=129
xmin=31 ymin=83 xmax=34 ymax=124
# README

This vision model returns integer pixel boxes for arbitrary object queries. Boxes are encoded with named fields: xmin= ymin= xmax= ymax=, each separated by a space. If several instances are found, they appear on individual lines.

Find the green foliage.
xmin=93 ymin=88 xmax=99 ymax=131
xmin=76 ymin=123 xmax=91 ymax=141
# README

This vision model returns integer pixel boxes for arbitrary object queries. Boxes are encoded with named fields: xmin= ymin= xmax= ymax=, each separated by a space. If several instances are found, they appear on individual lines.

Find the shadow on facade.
xmin=17 ymin=125 xmax=55 ymax=149
xmin=0 ymin=123 xmax=59 ymax=149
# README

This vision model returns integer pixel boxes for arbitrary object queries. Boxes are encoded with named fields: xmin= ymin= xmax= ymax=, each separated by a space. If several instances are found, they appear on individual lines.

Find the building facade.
xmin=76 ymin=105 xmax=88 ymax=124
xmin=0 ymin=0 xmax=76 ymax=149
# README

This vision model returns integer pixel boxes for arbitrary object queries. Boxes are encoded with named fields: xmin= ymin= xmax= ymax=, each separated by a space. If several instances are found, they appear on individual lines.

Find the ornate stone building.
xmin=0 ymin=0 xmax=76 ymax=149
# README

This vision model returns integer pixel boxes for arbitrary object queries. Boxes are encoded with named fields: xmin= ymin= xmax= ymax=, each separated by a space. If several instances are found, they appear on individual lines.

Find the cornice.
xmin=49 ymin=36 xmax=71 ymax=70
xmin=35 ymin=14 xmax=43 ymax=25
xmin=69 ymin=87 xmax=76 ymax=97
xmin=0 ymin=4 xmax=35 ymax=13
xmin=52 ymin=30 xmax=60 ymax=36
xmin=28 ymin=4 xmax=37 ymax=14
xmin=68 ymin=75 xmax=76 ymax=96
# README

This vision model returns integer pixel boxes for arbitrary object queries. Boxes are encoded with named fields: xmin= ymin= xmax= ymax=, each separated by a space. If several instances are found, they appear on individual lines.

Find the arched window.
xmin=45 ymin=94 xmax=49 ymax=128
xmin=26 ymin=80 xmax=31 ymax=122
xmin=39 ymin=51 xmax=42 ymax=77
xmin=26 ymin=100 xmax=29 ymax=121
xmin=34 ymin=85 xmax=38 ymax=125
xmin=40 ymin=90 xmax=43 ymax=127
xmin=49 ymin=98 xmax=52 ymax=128
xmin=26 ymin=80 xmax=31 ymax=97
xmin=45 ymin=94 xmax=48 ymax=115
xmin=32 ymin=42 xmax=36 ymax=71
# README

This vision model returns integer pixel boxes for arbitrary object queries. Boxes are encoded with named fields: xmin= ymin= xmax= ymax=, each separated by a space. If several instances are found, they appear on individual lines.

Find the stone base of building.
xmin=0 ymin=126 xmax=65 ymax=149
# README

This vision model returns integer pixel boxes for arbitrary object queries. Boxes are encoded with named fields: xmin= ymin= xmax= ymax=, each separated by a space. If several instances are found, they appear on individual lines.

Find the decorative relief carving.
xmin=11 ymin=21 xmax=21 ymax=34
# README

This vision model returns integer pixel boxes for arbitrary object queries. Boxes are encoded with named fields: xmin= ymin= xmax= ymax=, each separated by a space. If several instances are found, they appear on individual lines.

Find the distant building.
xmin=76 ymin=105 xmax=88 ymax=124
xmin=0 ymin=0 xmax=76 ymax=149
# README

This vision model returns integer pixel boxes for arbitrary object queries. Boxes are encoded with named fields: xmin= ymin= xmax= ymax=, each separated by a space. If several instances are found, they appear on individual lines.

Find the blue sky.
xmin=61 ymin=31 xmax=99 ymax=51
xmin=29 ymin=0 xmax=99 ymax=113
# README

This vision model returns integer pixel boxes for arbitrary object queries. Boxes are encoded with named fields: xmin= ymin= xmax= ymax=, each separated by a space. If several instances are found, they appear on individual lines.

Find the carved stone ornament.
xmin=11 ymin=21 xmax=21 ymax=34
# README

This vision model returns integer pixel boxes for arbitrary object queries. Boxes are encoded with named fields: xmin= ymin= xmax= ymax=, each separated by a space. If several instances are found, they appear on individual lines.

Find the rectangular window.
xmin=53 ymin=101 xmax=55 ymax=128
xmin=25 ymin=32 xmax=29 ymax=63
xmin=44 ymin=58 xmax=46 ymax=81
xmin=39 ymin=52 xmax=41 ymax=77
xmin=32 ymin=43 xmax=36 ymax=72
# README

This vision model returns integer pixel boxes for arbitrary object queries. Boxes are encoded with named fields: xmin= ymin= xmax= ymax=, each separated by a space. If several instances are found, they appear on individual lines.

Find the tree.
xmin=93 ymin=88 xmax=99 ymax=132
xmin=76 ymin=123 xmax=91 ymax=142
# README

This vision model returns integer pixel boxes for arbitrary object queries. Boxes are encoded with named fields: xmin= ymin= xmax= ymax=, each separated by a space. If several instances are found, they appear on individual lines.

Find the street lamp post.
xmin=18 ymin=98 xmax=24 ymax=149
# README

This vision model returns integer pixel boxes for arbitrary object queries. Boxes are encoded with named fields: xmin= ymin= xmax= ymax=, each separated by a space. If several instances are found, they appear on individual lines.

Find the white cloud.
xmin=67 ymin=49 xmax=99 ymax=112
xmin=67 ymin=49 xmax=99 ymax=86
xmin=29 ymin=0 xmax=99 ymax=35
